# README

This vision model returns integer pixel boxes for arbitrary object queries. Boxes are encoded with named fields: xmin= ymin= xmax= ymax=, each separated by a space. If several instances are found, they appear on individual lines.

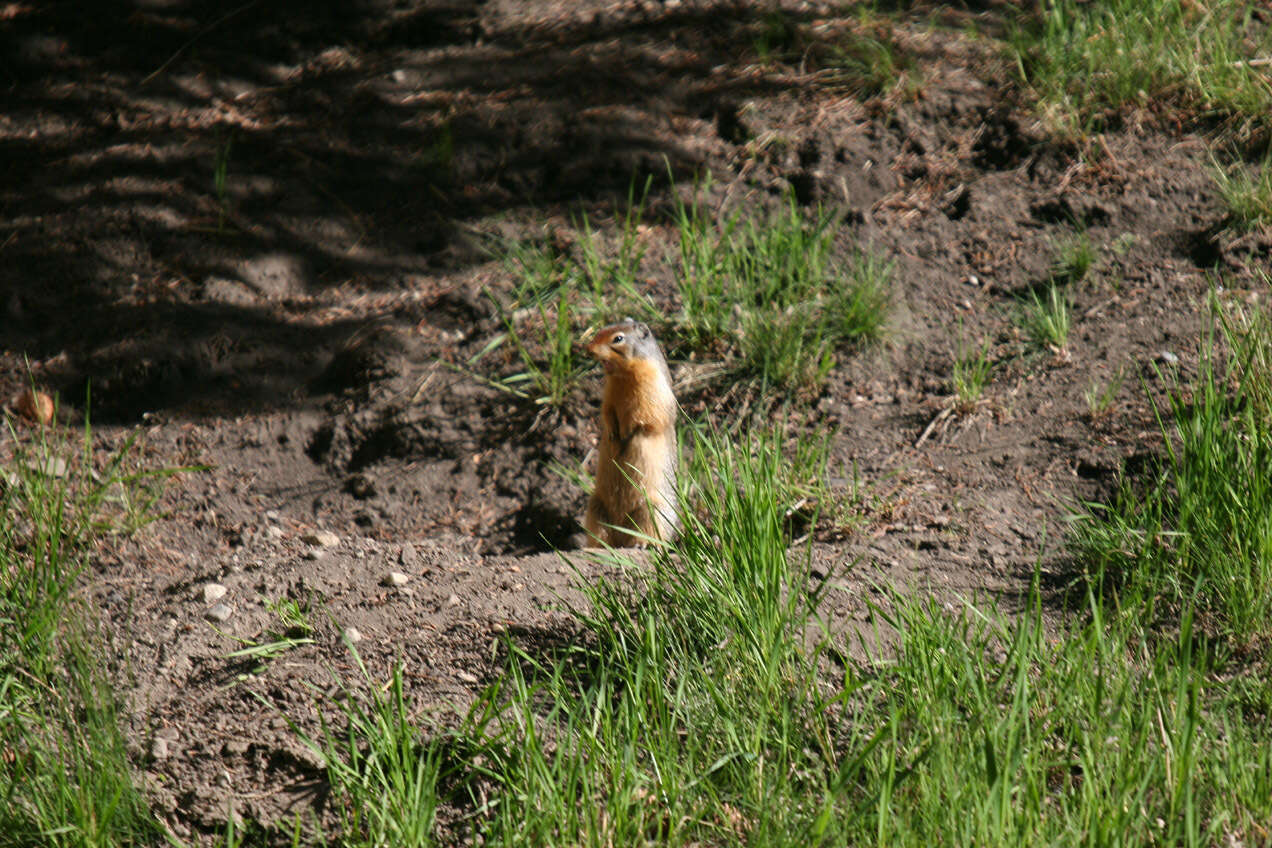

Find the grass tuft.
xmin=0 ymin=413 xmax=184 ymax=846
xmin=313 ymin=662 xmax=444 ymax=847
xmin=302 ymin=408 xmax=1272 ymax=846
xmin=1084 ymin=367 xmax=1125 ymax=419
xmin=1070 ymin=298 xmax=1272 ymax=643
xmin=1013 ymin=0 xmax=1272 ymax=139
xmin=1022 ymin=283 xmax=1072 ymax=352
xmin=475 ymin=280 xmax=589 ymax=408
xmin=674 ymin=190 xmax=891 ymax=392
xmin=1212 ymin=150 xmax=1272 ymax=233
xmin=1049 ymin=230 xmax=1096 ymax=284
xmin=952 ymin=331 xmax=994 ymax=412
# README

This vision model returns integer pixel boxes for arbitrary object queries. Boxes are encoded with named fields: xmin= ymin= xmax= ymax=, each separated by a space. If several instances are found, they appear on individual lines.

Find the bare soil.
xmin=1 ymin=0 xmax=1262 ymax=842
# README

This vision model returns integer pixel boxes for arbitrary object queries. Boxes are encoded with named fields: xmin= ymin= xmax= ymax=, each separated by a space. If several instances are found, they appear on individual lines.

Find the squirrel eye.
xmin=610 ymin=334 xmax=625 ymax=344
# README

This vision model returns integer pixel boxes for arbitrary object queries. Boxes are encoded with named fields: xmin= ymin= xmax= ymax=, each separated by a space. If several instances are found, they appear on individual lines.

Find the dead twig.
xmin=139 ymin=1 xmax=261 ymax=87
xmin=914 ymin=405 xmax=953 ymax=449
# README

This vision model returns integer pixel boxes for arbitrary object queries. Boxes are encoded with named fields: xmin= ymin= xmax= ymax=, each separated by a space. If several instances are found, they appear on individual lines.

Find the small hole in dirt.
xmin=789 ymin=172 xmax=818 ymax=205
xmin=306 ymin=423 xmax=334 ymax=462
xmin=348 ymin=421 xmax=443 ymax=471
xmin=798 ymin=138 xmax=820 ymax=168
xmin=512 ymin=501 xmax=580 ymax=553
xmin=1029 ymin=196 xmax=1110 ymax=227
xmin=1180 ymin=228 xmax=1223 ymax=267
xmin=1075 ymin=459 xmax=1108 ymax=481
xmin=714 ymin=104 xmax=750 ymax=145
xmin=972 ymin=112 xmax=1033 ymax=170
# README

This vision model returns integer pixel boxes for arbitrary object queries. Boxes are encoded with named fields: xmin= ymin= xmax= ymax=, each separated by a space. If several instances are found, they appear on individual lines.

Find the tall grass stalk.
xmin=308 ymin=415 xmax=1272 ymax=846
xmin=1212 ymin=151 xmax=1272 ymax=233
xmin=1013 ymin=0 xmax=1272 ymax=137
xmin=314 ymin=663 xmax=443 ymax=847
xmin=1070 ymin=300 xmax=1272 ymax=642
xmin=1023 ymin=283 xmax=1071 ymax=351
xmin=0 ymin=414 xmax=175 ymax=846
xmin=674 ymin=190 xmax=890 ymax=391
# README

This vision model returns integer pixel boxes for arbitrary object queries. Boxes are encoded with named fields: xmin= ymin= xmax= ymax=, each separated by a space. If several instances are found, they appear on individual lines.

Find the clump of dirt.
xmin=0 ymin=0 xmax=1258 ymax=841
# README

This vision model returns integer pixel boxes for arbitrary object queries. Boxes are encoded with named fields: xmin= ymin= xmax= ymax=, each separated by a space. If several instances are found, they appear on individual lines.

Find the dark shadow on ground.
xmin=0 ymin=0 xmax=936 ymax=420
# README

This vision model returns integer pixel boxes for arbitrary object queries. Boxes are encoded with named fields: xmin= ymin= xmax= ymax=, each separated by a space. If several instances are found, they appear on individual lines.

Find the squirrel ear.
xmin=636 ymin=322 xmax=651 ymax=338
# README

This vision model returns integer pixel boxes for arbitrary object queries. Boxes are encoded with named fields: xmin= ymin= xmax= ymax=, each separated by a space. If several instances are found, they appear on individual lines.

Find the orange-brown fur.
xmin=583 ymin=322 xmax=678 ymax=547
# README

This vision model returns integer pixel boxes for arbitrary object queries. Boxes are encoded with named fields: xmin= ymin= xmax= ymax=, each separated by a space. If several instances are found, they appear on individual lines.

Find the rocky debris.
xmin=301 ymin=529 xmax=341 ymax=548
xmin=150 ymin=727 xmax=180 ymax=761
xmin=222 ymin=739 xmax=250 ymax=756
xmin=25 ymin=456 xmax=67 ymax=478
xmin=202 ymin=583 xmax=227 ymax=604
xmin=205 ymin=603 xmax=233 ymax=623
xmin=382 ymin=571 xmax=410 ymax=587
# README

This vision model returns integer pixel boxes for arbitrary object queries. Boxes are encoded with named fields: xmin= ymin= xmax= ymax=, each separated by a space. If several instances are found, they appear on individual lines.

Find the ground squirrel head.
xmin=585 ymin=321 xmax=666 ymax=374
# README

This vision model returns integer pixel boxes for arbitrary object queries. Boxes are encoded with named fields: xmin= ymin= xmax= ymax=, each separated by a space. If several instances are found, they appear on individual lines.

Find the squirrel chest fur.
xmin=583 ymin=321 xmax=678 ymax=548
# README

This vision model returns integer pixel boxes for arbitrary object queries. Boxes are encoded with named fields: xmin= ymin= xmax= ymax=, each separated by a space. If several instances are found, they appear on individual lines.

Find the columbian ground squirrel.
xmin=582 ymin=321 xmax=678 ymax=547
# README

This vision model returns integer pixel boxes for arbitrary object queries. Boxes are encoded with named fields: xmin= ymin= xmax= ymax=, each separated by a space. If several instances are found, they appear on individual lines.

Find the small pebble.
xmin=265 ymin=525 xmax=284 ymax=540
xmin=302 ymin=548 xmax=324 ymax=561
xmin=382 ymin=571 xmax=409 ymax=587
xmin=1157 ymin=351 xmax=1179 ymax=365
xmin=398 ymin=543 xmax=416 ymax=565
xmin=965 ymin=274 xmax=980 ymax=286
xmin=205 ymin=602 xmax=233 ymax=623
xmin=202 ymin=583 xmax=227 ymax=604
xmin=150 ymin=737 xmax=171 ymax=760
xmin=222 ymin=739 xmax=249 ymax=756
xmin=30 ymin=456 xmax=68 ymax=478
xmin=446 ymin=593 xmax=460 ymax=607
xmin=301 ymin=529 xmax=340 ymax=548
xmin=343 ymin=627 xmax=363 ymax=644
xmin=456 ymin=670 xmax=480 ymax=684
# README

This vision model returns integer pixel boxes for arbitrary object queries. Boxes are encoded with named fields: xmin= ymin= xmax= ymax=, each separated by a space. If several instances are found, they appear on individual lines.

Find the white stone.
xmin=205 ymin=603 xmax=233 ymax=623
xmin=301 ymin=529 xmax=340 ymax=548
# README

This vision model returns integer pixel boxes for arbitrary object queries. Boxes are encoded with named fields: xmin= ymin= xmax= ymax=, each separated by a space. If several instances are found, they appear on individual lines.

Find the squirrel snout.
xmin=584 ymin=332 xmax=611 ymax=359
